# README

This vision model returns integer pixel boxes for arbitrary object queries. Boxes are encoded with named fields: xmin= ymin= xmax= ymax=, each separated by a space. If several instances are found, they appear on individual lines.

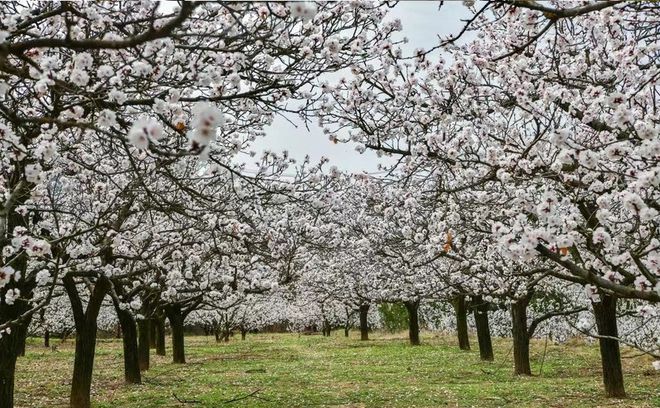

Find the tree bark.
xmin=0 ymin=328 xmax=21 ymax=408
xmin=510 ymin=297 xmax=532 ymax=375
xmin=165 ymin=305 xmax=186 ymax=364
xmin=472 ymin=296 xmax=494 ymax=361
xmin=115 ymin=307 xmax=141 ymax=384
xmin=344 ymin=326 xmax=349 ymax=337
xmin=359 ymin=304 xmax=369 ymax=341
xmin=405 ymin=300 xmax=420 ymax=346
xmin=241 ymin=327 xmax=247 ymax=341
xmin=149 ymin=319 xmax=157 ymax=349
xmin=137 ymin=319 xmax=150 ymax=371
xmin=452 ymin=295 xmax=471 ymax=351
xmin=16 ymin=324 xmax=27 ymax=357
xmin=593 ymin=294 xmax=626 ymax=398
xmin=44 ymin=329 xmax=50 ymax=348
xmin=155 ymin=318 xmax=166 ymax=356
xmin=64 ymin=275 xmax=110 ymax=408
xmin=0 ymin=300 xmax=29 ymax=408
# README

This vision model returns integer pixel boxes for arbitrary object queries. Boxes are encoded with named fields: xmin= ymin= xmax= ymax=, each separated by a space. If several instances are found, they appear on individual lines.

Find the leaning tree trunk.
xmin=0 ymin=300 xmax=30 ymax=408
xmin=64 ymin=275 xmax=110 ymax=408
xmin=359 ymin=304 xmax=370 ymax=341
xmin=165 ymin=305 xmax=186 ymax=364
xmin=137 ymin=319 xmax=150 ymax=371
xmin=472 ymin=296 xmax=493 ymax=361
xmin=405 ymin=300 xmax=420 ymax=346
xmin=510 ymin=297 xmax=532 ymax=375
xmin=115 ymin=308 xmax=141 ymax=384
xmin=593 ymin=295 xmax=626 ymax=398
xmin=155 ymin=318 xmax=166 ymax=356
xmin=452 ymin=295 xmax=471 ymax=351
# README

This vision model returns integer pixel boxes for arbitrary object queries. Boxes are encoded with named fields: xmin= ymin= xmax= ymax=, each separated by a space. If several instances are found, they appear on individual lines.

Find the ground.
xmin=15 ymin=331 xmax=660 ymax=407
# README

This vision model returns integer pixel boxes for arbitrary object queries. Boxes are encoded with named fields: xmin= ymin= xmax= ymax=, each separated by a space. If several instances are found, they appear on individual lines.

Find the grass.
xmin=15 ymin=331 xmax=660 ymax=407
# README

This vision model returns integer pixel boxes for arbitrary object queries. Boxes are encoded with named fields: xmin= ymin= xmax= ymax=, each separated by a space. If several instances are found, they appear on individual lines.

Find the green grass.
xmin=15 ymin=331 xmax=660 ymax=407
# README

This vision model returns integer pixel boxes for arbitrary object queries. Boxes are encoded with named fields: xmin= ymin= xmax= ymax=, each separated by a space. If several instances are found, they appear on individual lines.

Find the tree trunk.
xmin=70 ymin=324 xmax=99 ymax=408
xmin=156 ymin=318 xmax=166 ymax=356
xmin=472 ymin=296 xmax=493 ymax=361
xmin=0 ymin=305 xmax=28 ymax=408
xmin=44 ymin=329 xmax=50 ymax=348
xmin=405 ymin=300 xmax=420 ymax=346
xmin=510 ymin=298 xmax=531 ymax=375
xmin=344 ymin=326 xmax=349 ymax=337
xmin=241 ymin=328 xmax=247 ymax=341
xmin=593 ymin=295 xmax=625 ymax=398
xmin=452 ymin=295 xmax=471 ymax=351
xmin=115 ymin=308 xmax=141 ymax=384
xmin=149 ymin=319 xmax=157 ymax=349
xmin=137 ymin=319 xmax=150 ymax=371
xmin=16 ymin=328 xmax=27 ymax=357
xmin=359 ymin=304 xmax=369 ymax=341
xmin=64 ymin=275 xmax=110 ymax=408
xmin=165 ymin=305 xmax=186 ymax=364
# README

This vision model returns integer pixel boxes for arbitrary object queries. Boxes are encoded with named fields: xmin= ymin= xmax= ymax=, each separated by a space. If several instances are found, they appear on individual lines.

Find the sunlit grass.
xmin=15 ymin=331 xmax=659 ymax=407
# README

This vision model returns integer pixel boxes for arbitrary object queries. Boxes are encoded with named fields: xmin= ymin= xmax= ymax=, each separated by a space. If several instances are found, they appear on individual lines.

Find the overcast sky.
xmin=245 ymin=1 xmax=472 ymax=175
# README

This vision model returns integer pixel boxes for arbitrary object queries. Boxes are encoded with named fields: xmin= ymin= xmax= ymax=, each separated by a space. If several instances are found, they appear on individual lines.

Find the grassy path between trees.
xmin=15 ymin=332 xmax=659 ymax=407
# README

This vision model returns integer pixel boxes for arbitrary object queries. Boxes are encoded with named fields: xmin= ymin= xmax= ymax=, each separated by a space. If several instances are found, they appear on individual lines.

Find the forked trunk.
xmin=64 ymin=276 xmax=110 ymax=408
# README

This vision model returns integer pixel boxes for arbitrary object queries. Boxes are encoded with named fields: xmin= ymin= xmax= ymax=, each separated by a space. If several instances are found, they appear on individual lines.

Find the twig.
xmin=221 ymin=388 xmax=271 ymax=404
xmin=172 ymin=392 xmax=201 ymax=404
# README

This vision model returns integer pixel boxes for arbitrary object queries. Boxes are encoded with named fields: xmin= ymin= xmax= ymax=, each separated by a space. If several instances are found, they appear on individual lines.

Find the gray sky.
xmin=249 ymin=1 xmax=471 ymax=175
